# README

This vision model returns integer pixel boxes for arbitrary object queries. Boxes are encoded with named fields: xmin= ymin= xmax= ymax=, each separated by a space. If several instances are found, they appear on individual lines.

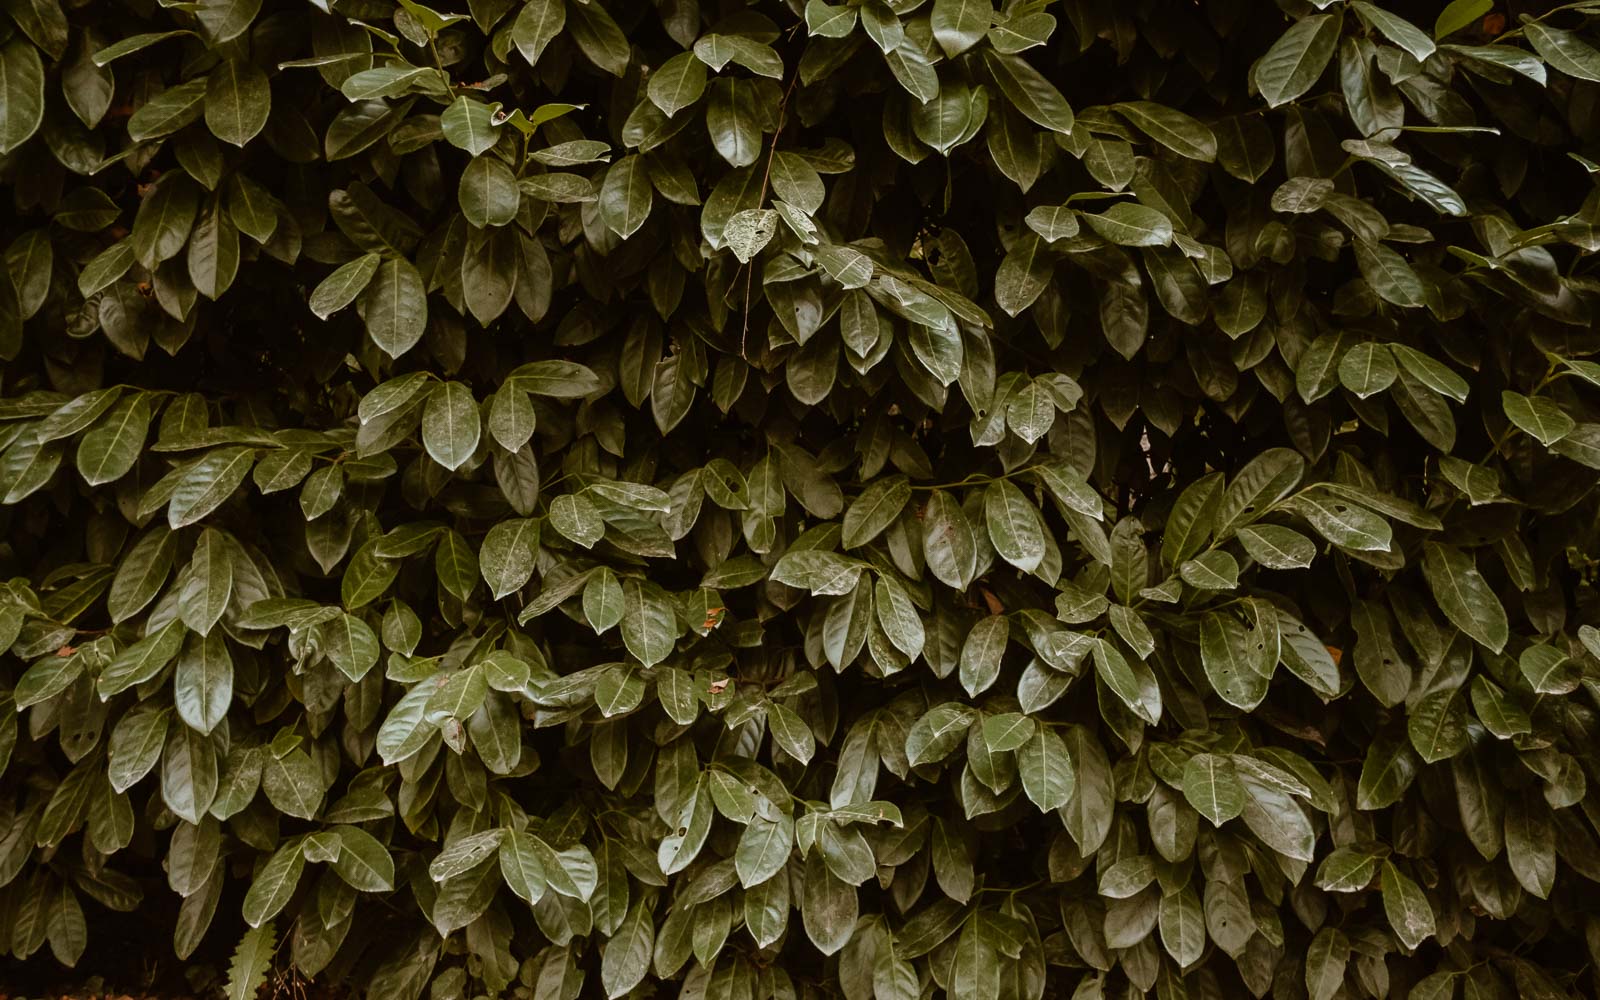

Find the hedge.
xmin=2 ymin=0 xmax=1600 ymax=997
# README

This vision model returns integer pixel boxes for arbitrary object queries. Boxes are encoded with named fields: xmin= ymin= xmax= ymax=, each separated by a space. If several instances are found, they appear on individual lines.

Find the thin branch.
xmin=740 ymin=70 xmax=804 ymax=360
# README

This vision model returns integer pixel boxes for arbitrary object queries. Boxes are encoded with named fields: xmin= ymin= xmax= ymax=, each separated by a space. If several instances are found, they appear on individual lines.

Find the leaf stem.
xmin=908 ymin=466 xmax=1041 ymax=492
xmin=1492 ymin=1 xmax=1595 ymax=43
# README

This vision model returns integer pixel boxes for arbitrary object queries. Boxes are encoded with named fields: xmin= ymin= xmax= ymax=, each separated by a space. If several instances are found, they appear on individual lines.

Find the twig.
xmin=740 ymin=71 xmax=804 ymax=360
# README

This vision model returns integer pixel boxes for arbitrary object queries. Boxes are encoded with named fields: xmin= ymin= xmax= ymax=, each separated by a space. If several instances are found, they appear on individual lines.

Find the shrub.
xmin=3 ymin=0 xmax=1600 ymax=996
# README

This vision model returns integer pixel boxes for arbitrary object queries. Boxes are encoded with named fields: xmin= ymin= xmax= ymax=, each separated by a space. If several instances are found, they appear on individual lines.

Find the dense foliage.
xmin=4 ymin=0 xmax=1600 ymax=996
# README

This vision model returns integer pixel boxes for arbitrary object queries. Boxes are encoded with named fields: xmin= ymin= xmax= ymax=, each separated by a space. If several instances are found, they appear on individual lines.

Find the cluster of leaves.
xmin=5 ymin=0 xmax=1600 ymax=997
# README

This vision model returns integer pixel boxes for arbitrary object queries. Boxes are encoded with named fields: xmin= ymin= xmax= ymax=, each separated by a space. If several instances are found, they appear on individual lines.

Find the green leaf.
xmin=1254 ymin=12 xmax=1341 ymax=108
xmin=1502 ymin=390 xmax=1573 ymax=446
xmin=805 ymin=1 xmax=857 ymax=38
xmin=177 ymin=528 xmax=233 ymax=636
xmin=842 ymin=476 xmax=910 ymax=549
xmin=129 ymin=78 xmax=208 ymax=142
xmin=458 ymin=156 xmax=520 ymax=228
xmin=441 ymin=96 xmax=501 ymax=156
xmin=512 ymin=0 xmax=564 ymax=66
xmin=225 ymin=923 xmax=275 ymax=1000
xmin=1024 ymin=206 xmax=1079 ymax=243
xmin=1406 ymin=688 xmax=1467 ymax=763
xmin=567 ymin=0 xmax=630 ymax=76
xmin=694 ymin=34 xmax=782 ymax=78
xmin=0 ymin=38 xmax=46 ymax=154
xmin=1238 ymin=762 xmax=1315 ymax=862
xmin=1157 ymin=887 xmax=1204 ymax=967
xmin=361 ymin=257 xmax=428 ymax=358
xmin=1017 ymin=726 xmax=1074 ymax=811
xmin=599 ymin=154 xmax=652 ymax=239
xmin=1098 ymin=856 xmax=1156 ymax=898
xmin=1100 ymin=637 xmax=1162 ymax=723
xmin=620 ymin=578 xmax=676 ymax=667
xmin=1435 ymin=0 xmax=1491 ymax=39
xmin=736 ymin=813 xmax=794 ymax=888
xmin=1236 ymin=524 xmax=1316 ymax=569
xmin=1179 ymin=550 xmax=1239 ymax=590
xmin=924 ymin=490 xmax=979 ymax=590
xmin=429 ymin=829 xmax=505 ymax=881
xmin=510 ymin=360 xmax=603 ymax=397
xmin=659 ymin=779 xmax=712 ymax=876
xmin=768 ymin=702 xmax=815 ymax=764
xmin=1381 ymin=861 xmax=1435 ymax=950
xmin=648 ymin=51 xmax=707 ymax=117
xmin=984 ymin=479 xmax=1045 ymax=572
xmin=1357 ymin=734 xmax=1419 ymax=810
xmin=1470 ymin=675 xmax=1530 ymax=737
xmin=479 ymin=517 xmax=539 ymax=599
xmin=1526 ymin=23 xmax=1600 ymax=83
xmin=174 ymin=630 xmax=232 ymax=734
xmin=601 ymin=899 xmax=654 ymax=998
xmin=204 ymin=58 xmax=270 ymax=146
xmin=981 ymin=49 xmax=1073 ymax=134
xmin=242 ymin=839 xmax=305 ymax=928
xmin=1420 ymin=542 xmax=1507 ymax=652
xmin=1284 ymin=493 xmax=1392 ymax=552
xmin=959 ymin=615 xmax=1008 ymax=697
xmin=1182 ymin=753 xmax=1246 ymax=826
xmin=1338 ymin=341 xmax=1398 ymax=398
xmin=885 ymin=40 xmax=939 ymax=102
xmin=422 ymin=382 xmax=481 ymax=471
xmin=723 ymin=209 xmax=777 ymax=265
xmin=1199 ymin=611 xmax=1273 ymax=711
xmin=77 ymin=241 xmax=136 ymax=298
xmin=949 ymin=919 xmax=999 ymax=995
xmin=321 ymin=614 xmax=379 ymax=682
xmin=1410 ymin=972 xmax=1458 ymax=1000
xmin=109 ymin=705 xmax=171 ymax=793
xmin=498 ymin=831 xmax=547 ymax=905
xmin=771 ymin=550 xmax=864 ymax=595
xmin=547 ymin=493 xmax=604 ymax=548
xmin=14 ymin=651 xmax=82 ymax=709
xmin=1388 ymin=342 xmax=1465 ymax=401
xmin=874 ymin=958 xmax=918 ymax=1000
xmin=1355 ymin=241 xmax=1426 ymax=308
xmin=77 ymin=393 xmax=152 ymax=486
xmin=1519 ymin=642 xmax=1580 ymax=695
xmin=907 ymin=703 xmax=977 ymax=767
xmin=1351 ymin=3 xmax=1434 ymax=62
xmin=1161 ymin=471 xmax=1222 ymax=568
xmin=331 ymin=826 xmax=394 ymax=892
xmin=1305 ymin=926 xmax=1351 ymax=1000
xmin=1315 ymin=845 xmax=1382 ymax=892
xmin=706 ymin=78 xmax=763 ymax=168
xmin=487 ymin=387 xmax=536 ymax=452
xmin=1505 ymin=791 xmax=1555 ymax=898
xmin=1084 ymin=203 xmax=1173 ymax=247
xmin=931 ymin=0 xmax=990 ymax=57
xmin=100 ymin=621 xmax=187 ymax=698
xmin=583 ymin=567 xmax=624 ymax=634
xmin=874 ymin=575 xmax=924 ymax=659
xmin=1114 ymin=101 xmax=1217 ymax=162
xmin=994 ymin=234 xmax=1053 ymax=317
xmin=169 ymin=448 xmax=256 ymax=529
